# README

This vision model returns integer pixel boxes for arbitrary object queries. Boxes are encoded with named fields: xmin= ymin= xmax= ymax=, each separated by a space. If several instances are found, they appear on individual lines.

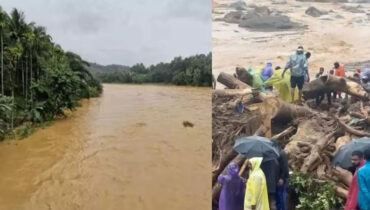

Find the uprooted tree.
xmin=212 ymin=69 xmax=370 ymax=208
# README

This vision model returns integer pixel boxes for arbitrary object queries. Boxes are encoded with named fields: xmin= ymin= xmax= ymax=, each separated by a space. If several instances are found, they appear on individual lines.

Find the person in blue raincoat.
xmin=262 ymin=62 xmax=274 ymax=82
xmin=358 ymin=148 xmax=370 ymax=210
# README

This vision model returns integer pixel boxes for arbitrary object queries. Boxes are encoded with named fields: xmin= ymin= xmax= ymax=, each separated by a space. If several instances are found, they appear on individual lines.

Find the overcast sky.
xmin=0 ymin=0 xmax=211 ymax=66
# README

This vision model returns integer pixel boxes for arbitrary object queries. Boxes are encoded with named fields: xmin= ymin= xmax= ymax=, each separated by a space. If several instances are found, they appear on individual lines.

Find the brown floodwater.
xmin=0 ymin=84 xmax=211 ymax=210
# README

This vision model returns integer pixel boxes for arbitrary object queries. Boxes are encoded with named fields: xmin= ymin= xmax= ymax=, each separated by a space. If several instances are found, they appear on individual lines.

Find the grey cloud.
xmin=61 ymin=11 xmax=107 ymax=34
xmin=0 ymin=0 xmax=211 ymax=65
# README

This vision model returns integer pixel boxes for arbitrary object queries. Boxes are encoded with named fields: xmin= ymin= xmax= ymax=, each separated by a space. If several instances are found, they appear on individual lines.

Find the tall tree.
xmin=0 ymin=7 xmax=8 ymax=96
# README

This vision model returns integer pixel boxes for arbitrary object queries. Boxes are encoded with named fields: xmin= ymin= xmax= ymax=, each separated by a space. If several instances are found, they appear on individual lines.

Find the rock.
xmin=297 ymin=0 xmax=348 ymax=2
xmin=223 ymin=11 xmax=245 ymax=23
xmin=341 ymin=5 xmax=366 ymax=13
xmin=335 ymin=14 xmax=345 ymax=19
xmin=351 ymin=17 xmax=367 ymax=24
xmin=248 ymin=5 xmax=271 ymax=16
xmin=229 ymin=0 xmax=247 ymax=10
xmin=348 ymin=0 xmax=370 ymax=2
xmin=222 ymin=6 xmax=303 ymax=31
xmin=239 ymin=15 xmax=303 ymax=31
xmin=272 ymin=0 xmax=287 ymax=4
xmin=305 ymin=6 xmax=328 ymax=17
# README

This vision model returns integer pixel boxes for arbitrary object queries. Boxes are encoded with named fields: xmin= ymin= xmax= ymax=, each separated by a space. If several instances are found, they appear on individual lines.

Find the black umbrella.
xmin=332 ymin=137 xmax=370 ymax=169
xmin=233 ymin=136 xmax=279 ymax=162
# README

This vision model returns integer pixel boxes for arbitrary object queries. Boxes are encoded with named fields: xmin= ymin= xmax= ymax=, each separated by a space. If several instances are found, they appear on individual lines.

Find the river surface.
xmin=0 ymin=84 xmax=211 ymax=210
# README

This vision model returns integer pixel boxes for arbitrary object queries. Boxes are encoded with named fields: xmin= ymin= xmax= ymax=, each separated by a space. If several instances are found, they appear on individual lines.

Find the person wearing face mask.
xmin=282 ymin=46 xmax=308 ymax=104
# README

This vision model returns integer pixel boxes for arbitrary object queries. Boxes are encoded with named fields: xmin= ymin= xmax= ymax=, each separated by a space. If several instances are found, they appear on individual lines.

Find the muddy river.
xmin=0 ymin=84 xmax=211 ymax=210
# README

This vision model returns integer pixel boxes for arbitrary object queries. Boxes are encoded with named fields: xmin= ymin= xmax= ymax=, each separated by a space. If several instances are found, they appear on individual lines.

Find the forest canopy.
xmin=0 ymin=6 xmax=102 ymax=139
xmin=90 ymin=53 xmax=212 ymax=87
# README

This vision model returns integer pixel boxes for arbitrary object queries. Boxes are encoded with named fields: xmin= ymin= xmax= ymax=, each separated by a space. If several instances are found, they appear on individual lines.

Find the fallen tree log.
xmin=271 ymin=126 xmax=296 ymax=141
xmin=335 ymin=185 xmax=349 ymax=199
xmin=212 ymin=89 xmax=255 ymax=97
xmin=332 ymin=167 xmax=353 ymax=187
xmin=336 ymin=117 xmax=370 ymax=137
xmin=235 ymin=67 xmax=253 ymax=86
xmin=217 ymin=72 xmax=250 ymax=89
xmin=335 ymin=135 xmax=351 ymax=154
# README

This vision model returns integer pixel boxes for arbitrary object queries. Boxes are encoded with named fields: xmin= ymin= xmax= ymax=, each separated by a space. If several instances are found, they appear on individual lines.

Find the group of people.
xmin=344 ymin=148 xmax=370 ymax=210
xmin=218 ymin=143 xmax=289 ymax=210
xmin=218 ymin=147 xmax=370 ymax=210
xmin=260 ymin=45 xmax=370 ymax=106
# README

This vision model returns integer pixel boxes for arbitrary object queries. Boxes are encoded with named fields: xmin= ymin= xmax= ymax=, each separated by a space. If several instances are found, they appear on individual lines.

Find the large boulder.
xmin=272 ymin=0 xmax=287 ymax=4
xmin=297 ymin=0 xmax=348 ymax=2
xmin=341 ymin=5 xmax=366 ymax=13
xmin=229 ymin=0 xmax=247 ymax=10
xmin=223 ymin=11 xmax=245 ymax=23
xmin=305 ymin=6 xmax=328 ymax=17
xmin=348 ymin=0 xmax=370 ymax=2
xmin=239 ymin=15 xmax=302 ymax=30
xmin=222 ymin=6 xmax=304 ymax=31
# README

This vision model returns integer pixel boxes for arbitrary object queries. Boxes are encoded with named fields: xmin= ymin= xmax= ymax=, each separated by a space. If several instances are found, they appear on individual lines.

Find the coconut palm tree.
xmin=0 ymin=7 xmax=9 ymax=96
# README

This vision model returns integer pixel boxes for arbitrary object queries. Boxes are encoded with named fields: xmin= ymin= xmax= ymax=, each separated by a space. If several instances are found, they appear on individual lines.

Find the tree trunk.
xmin=217 ymin=72 xmax=250 ymax=89
xmin=30 ymin=53 xmax=33 ymax=102
xmin=1 ymin=32 xmax=3 ymax=96
xmin=212 ymin=89 xmax=254 ymax=97
xmin=25 ymin=55 xmax=28 ymax=101
xmin=22 ymin=60 xmax=24 ymax=96
xmin=235 ymin=67 xmax=253 ymax=86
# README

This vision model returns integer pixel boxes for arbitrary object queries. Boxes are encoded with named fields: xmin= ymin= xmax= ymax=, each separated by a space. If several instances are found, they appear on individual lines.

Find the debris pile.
xmin=212 ymin=67 xmax=370 ymax=206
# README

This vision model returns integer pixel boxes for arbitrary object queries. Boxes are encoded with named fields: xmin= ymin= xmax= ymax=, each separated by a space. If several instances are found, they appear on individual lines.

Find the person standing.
xmin=260 ymin=158 xmax=279 ymax=210
xmin=333 ymin=62 xmax=346 ymax=99
xmin=244 ymin=157 xmax=269 ymax=210
xmin=218 ymin=163 xmax=245 ymax=210
xmin=345 ymin=151 xmax=365 ymax=210
xmin=212 ymin=74 xmax=216 ymax=89
xmin=357 ymin=148 xmax=370 ymax=210
xmin=304 ymin=52 xmax=311 ymax=82
xmin=315 ymin=67 xmax=324 ymax=79
xmin=262 ymin=62 xmax=274 ymax=82
xmin=276 ymin=147 xmax=289 ymax=210
xmin=282 ymin=46 xmax=308 ymax=104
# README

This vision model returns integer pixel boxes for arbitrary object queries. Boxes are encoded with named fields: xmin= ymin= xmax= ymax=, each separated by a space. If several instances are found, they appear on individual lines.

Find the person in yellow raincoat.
xmin=264 ymin=67 xmax=298 ymax=103
xmin=244 ymin=157 xmax=269 ymax=210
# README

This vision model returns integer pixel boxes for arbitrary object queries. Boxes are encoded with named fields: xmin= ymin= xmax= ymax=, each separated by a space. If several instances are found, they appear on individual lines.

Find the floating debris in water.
xmin=182 ymin=121 xmax=194 ymax=128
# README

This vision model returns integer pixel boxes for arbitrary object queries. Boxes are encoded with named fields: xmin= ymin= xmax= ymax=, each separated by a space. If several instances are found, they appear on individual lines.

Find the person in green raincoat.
xmin=244 ymin=157 xmax=269 ymax=210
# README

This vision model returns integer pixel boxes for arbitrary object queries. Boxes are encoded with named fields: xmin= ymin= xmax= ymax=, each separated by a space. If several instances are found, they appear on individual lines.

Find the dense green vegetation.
xmin=0 ymin=7 xmax=102 ymax=140
xmin=90 ymin=53 xmax=212 ymax=87
xmin=290 ymin=171 xmax=343 ymax=210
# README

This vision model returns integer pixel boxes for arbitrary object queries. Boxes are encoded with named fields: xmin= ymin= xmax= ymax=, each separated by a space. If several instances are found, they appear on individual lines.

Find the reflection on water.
xmin=0 ymin=84 xmax=211 ymax=210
